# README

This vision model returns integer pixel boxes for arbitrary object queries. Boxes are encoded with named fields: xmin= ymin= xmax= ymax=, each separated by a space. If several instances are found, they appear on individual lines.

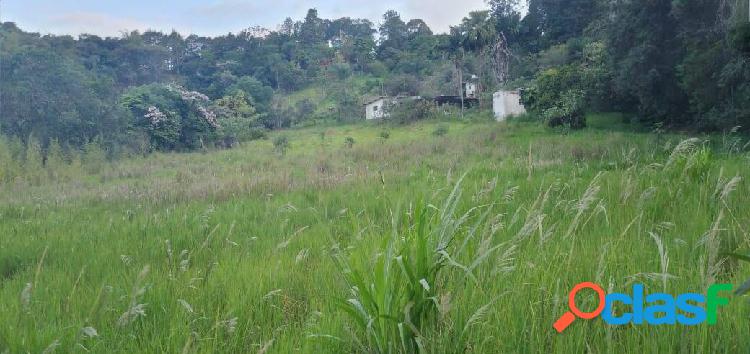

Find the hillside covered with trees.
xmin=1 ymin=0 xmax=749 ymax=157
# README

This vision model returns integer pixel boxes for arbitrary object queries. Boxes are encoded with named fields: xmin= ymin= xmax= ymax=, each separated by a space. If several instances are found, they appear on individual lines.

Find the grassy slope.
xmin=0 ymin=115 xmax=749 ymax=353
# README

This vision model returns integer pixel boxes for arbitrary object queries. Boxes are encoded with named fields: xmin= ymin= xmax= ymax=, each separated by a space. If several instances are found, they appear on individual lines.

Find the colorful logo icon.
xmin=554 ymin=282 xmax=734 ymax=333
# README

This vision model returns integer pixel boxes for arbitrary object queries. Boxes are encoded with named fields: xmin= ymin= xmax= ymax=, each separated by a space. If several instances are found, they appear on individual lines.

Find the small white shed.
xmin=364 ymin=97 xmax=390 ymax=120
xmin=493 ymin=91 xmax=526 ymax=121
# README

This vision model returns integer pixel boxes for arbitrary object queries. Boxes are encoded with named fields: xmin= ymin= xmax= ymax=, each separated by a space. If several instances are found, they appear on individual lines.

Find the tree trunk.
xmin=456 ymin=49 xmax=465 ymax=119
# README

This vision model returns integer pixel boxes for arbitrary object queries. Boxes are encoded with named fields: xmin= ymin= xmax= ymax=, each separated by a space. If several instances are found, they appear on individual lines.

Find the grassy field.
xmin=1 ymin=115 xmax=749 ymax=353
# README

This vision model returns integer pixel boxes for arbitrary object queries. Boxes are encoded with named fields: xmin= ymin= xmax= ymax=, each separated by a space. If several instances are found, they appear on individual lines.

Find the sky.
xmin=1 ymin=0 xmax=490 ymax=38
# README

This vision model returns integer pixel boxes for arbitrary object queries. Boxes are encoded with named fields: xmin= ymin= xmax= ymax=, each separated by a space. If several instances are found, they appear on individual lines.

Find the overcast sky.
xmin=1 ymin=0 xmax=490 ymax=38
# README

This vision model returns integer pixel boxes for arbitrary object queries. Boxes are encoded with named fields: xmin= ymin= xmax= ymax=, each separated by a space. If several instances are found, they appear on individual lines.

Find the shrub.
xmin=523 ymin=62 xmax=599 ymax=130
xmin=247 ymin=127 xmax=268 ymax=141
xmin=379 ymin=130 xmax=390 ymax=141
xmin=344 ymin=136 xmax=355 ymax=148
xmin=82 ymin=139 xmax=108 ymax=174
xmin=432 ymin=125 xmax=449 ymax=137
xmin=388 ymin=99 xmax=435 ymax=124
xmin=273 ymin=135 xmax=290 ymax=156
xmin=542 ymin=90 xmax=586 ymax=129
xmin=212 ymin=91 xmax=262 ymax=144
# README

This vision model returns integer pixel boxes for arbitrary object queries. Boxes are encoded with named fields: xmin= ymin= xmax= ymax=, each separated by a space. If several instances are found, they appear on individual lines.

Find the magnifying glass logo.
xmin=553 ymin=282 xmax=606 ymax=333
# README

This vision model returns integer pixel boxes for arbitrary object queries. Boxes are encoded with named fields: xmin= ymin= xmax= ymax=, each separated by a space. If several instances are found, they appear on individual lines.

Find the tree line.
xmin=0 ymin=9 xmax=456 ymax=156
xmin=512 ymin=0 xmax=750 ymax=130
xmin=1 ymin=1 xmax=749 ymax=159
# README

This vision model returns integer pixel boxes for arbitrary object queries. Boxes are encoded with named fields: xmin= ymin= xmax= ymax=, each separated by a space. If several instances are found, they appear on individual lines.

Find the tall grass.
xmin=0 ymin=116 xmax=749 ymax=352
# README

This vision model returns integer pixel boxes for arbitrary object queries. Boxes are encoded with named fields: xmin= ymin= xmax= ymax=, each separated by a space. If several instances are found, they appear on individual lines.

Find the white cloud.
xmin=4 ymin=1 xmax=493 ymax=37
xmin=402 ymin=0 xmax=489 ymax=33
xmin=47 ymin=12 xmax=152 ymax=37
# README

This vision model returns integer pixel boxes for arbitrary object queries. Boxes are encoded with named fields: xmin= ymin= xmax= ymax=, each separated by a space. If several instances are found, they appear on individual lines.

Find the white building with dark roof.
xmin=363 ymin=96 xmax=422 ymax=120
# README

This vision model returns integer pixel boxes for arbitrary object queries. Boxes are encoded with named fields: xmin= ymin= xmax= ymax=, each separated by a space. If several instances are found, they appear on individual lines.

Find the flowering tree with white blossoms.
xmin=121 ymin=84 xmax=219 ymax=151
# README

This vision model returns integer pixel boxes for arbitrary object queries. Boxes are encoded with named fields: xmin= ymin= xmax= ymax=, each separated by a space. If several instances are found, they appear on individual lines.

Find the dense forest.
xmin=1 ymin=0 xmax=749 ymax=157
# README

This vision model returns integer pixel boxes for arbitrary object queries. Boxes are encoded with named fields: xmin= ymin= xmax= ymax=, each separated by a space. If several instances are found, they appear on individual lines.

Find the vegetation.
xmin=273 ymin=135 xmax=290 ymax=156
xmin=344 ymin=136 xmax=356 ymax=148
xmin=1 ymin=116 xmax=749 ymax=352
xmin=3 ymin=1 xmax=748 ymax=159
xmin=2 ymin=1 xmax=750 ymax=353
xmin=501 ymin=0 xmax=750 ymax=130
xmin=378 ymin=130 xmax=390 ymax=142
xmin=432 ymin=125 xmax=449 ymax=136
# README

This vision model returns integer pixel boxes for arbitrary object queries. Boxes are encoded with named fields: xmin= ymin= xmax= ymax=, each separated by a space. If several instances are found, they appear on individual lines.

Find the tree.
xmin=453 ymin=11 xmax=497 ymax=52
xmin=606 ymin=0 xmax=688 ymax=125
xmin=212 ymin=91 xmax=262 ymax=143
xmin=110 ymin=31 xmax=173 ymax=86
xmin=0 ymin=41 xmax=127 ymax=148
xmin=300 ymin=9 xmax=326 ymax=45
xmin=488 ymin=0 xmax=522 ymax=42
xmin=378 ymin=10 xmax=409 ymax=61
xmin=328 ymin=18 xmax=376 ymax=71
xmin=120 ymin=84 xmax=218 ymax=151
xmin=406 ymin=19 xmax=433 ymax=38
xmin=328 ymin=82 xmax=361 ymax=122
xmin=522 ymin=66 xmax=583 ymax=125
xmin=518 ymin=0 xmax=599 ymax=49
xmin=446 ymin=17 xmax=487 ymax=118
xmin=226 ymin=76 xmax=275 ymax=114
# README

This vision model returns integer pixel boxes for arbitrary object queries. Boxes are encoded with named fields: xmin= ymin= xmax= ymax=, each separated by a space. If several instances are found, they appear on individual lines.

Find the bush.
xmin=82 ymin=139 xmax=108 ymax=174
xmin=344 ymin=136 xmax=355 ymax=148
xmin=524 ymin=66 xmax=587 ymax=130
xmin=379 ymin=130 xmax=390 ymax=141
xmin=247 ymin=127 xmax=268 ymax=141
xmin=388 ymin=99 xmax=435 ymax=124
xmin=273 ymin=135 xmax=290 ymax=156
xmin=433 ymin=125 xmax=449 ymax=136
xmin=542 ymin=90 xmax=586 ymax=129
xmin=212 ymin=91 xmax=262 ymax=144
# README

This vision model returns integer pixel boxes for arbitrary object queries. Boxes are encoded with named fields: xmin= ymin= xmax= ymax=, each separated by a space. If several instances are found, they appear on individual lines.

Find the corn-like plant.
xmin=334 ymin=177 xmax=489 ymax=353
xmin=334 ymin=204 xmax=440 ymax=353
xmin=335 ymin=178 xmax=500 ymax=353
